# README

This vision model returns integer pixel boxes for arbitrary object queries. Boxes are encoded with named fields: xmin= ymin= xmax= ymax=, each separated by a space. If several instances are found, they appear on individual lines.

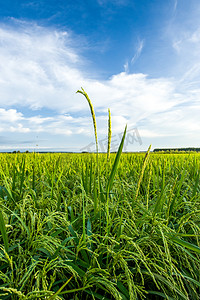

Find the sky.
xmin=0 ymin=0 xmax=200 ymax=152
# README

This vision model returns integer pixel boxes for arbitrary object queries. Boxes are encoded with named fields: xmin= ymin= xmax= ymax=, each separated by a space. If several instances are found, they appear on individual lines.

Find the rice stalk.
xmin=77 ymin=88 xmax=98 ymax=154
xmin=134 ymin=144 xmax=151 ymax=204
xmin=0 ymin=210 xmax=9 ymax=252
xmin=107 ymin=108 xmax=112 ymax=162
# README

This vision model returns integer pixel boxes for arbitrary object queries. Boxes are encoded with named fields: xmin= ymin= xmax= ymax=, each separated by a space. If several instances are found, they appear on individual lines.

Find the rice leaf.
xmin=48 ymin=275 xmax=74 ymax=299
xmin=0 ymin=210 xmax=9 ymax=252
xmin=169 ymin=235 xmax=200 ymax=254
xmin=106 ymin=125 xmax=127 ymax=197
xmin=147 ymin=290 xmax=174 ymax=299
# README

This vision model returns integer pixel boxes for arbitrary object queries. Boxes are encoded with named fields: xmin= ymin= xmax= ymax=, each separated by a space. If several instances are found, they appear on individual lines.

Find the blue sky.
xmin=0 ymin=0 xmax=200 ymax=152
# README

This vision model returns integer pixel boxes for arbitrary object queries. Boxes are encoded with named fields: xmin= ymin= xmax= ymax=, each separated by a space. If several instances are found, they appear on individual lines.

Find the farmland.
xmin=0 ymin=151 xmax=200 ymax=299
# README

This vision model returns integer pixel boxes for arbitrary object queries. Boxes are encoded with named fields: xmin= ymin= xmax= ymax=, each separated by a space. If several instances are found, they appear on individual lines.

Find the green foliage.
xmin=0 ymin=91 xmax=199 ymax=299
xmin=0 ymin=152 xmax=199 ymax=299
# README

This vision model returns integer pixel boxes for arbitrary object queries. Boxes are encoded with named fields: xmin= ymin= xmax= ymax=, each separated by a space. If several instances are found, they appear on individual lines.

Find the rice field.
xmin=0 ymin=150 xmax=200 ymax=299
xmin=0 ymin=91 xmax=200 ymax=299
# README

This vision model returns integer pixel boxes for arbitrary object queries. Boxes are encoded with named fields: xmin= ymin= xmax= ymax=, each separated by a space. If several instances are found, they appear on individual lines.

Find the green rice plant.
xmin=48 ymin=275 xmax=74 ymax=299
xmin=106 ymin=125 xmax=127 ymax=198
xmin=0 ymin=210 xmax=9 ymax=252
xmin=107 ymin=108 xmax=112 ymax=162
xmin=134 ymin=144 xmax=151 ymax=203
xmin=0 ymin=152 xmax=199 ymax=298
xmin=167 ymin=234 xmax=200 ymax=254
xmin=0 ymin=101 xmax=200 ymax=299
xmin=77 ymin=88 xmax=98 ymax=154
xmin=105 ymin=125 xmax=127 ymax=234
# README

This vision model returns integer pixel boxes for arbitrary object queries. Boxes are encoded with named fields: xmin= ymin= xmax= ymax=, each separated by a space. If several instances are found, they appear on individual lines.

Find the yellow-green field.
xmin=0 ymin=152 xmax=200 ymax=299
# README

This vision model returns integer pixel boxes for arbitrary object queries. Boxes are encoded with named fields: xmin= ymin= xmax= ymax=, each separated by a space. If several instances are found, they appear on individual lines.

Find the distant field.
xmin=0 ymin=152 xmax=200 ymax=299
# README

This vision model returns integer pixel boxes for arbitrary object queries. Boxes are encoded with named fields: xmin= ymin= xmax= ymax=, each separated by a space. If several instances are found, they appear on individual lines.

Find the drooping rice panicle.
xmin=76 ymin=87 xmax=98 ymax=154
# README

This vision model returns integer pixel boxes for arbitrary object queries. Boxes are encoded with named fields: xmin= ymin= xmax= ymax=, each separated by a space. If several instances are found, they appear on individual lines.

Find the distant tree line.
xmin=12 ymin=150 xmax=29 ymax=153
xmin=153 ymin=148 xmax=200 ymax=153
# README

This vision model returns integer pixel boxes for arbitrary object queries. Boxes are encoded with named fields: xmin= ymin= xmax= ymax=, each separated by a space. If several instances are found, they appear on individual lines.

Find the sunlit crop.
xmin=0 ymin=91 xmax=199 ymax=299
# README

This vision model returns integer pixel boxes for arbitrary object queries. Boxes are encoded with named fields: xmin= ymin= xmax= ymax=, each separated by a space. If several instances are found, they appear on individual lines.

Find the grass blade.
xmin=134 ymin=144 xmax=151 ymax=202
xmin=0 ymin=210 xmax=9 ymax=252
xmin=106 ymin=125 xmax=127 ymax=197
xmin=48 ymin=275 xmax=74 ymax=299
xmin=169 ymin=235 xmax=200 ymax=254
xmin=106 ymin=125 xmax=127 ymax=233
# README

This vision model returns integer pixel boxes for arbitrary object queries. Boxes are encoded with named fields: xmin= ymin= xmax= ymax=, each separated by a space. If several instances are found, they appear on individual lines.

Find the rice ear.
xmin=76 ymin=88 xmax=98 ymax=153
xmin=107 ymin=108 xmax=112 ymax=161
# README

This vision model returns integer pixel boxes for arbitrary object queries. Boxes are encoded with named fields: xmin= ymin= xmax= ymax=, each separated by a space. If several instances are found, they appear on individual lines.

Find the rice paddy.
xmin=0 ymin=150 xmax=199 ymax=299
xmin=0 ymin=91 xmax=200 ymax=299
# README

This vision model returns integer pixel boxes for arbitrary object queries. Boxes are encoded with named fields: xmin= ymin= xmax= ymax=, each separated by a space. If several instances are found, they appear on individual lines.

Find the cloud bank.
xmin=0 ymin=20 xmax=200 ymax=150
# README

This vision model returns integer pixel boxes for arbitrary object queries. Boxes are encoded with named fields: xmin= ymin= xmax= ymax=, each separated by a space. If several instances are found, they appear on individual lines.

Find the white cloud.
xmin=173 ymin=0 xmax=178 ymax=13
xmin=9 ymin=124 xmax=30 ymax=133
xmin=0 ymin=21 xmax=85 ymax=111
xmin=123 ymin=39 xmax=144 ymax=73
xmin=0 ymin=20 xmax=200 ymax=150
xmin=131 ymin=39 xmax=144 ymax=66
xmin=169 ymin=1 xmax=200 ymax=84
xmin=189 ymin=29 xmax=200 ymax=43
xmin=28 ymin=116 xmax=54 ymax=124
xmin=0 ymin=108 xmax=29 ymax=133
xmin=0 ymin=108 xmax=23 ymax=122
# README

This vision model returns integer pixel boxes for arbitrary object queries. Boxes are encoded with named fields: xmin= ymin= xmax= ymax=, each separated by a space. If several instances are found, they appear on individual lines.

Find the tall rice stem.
xmin=76 ymin=88 xmax=98 ymax=154
xmin=134 ymin=144 xmax=151 ymax=204
xmin=107 ymin=108 xmax=112 ymax=162
xmin=0 ymin=210 xmax=9 ymax=252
